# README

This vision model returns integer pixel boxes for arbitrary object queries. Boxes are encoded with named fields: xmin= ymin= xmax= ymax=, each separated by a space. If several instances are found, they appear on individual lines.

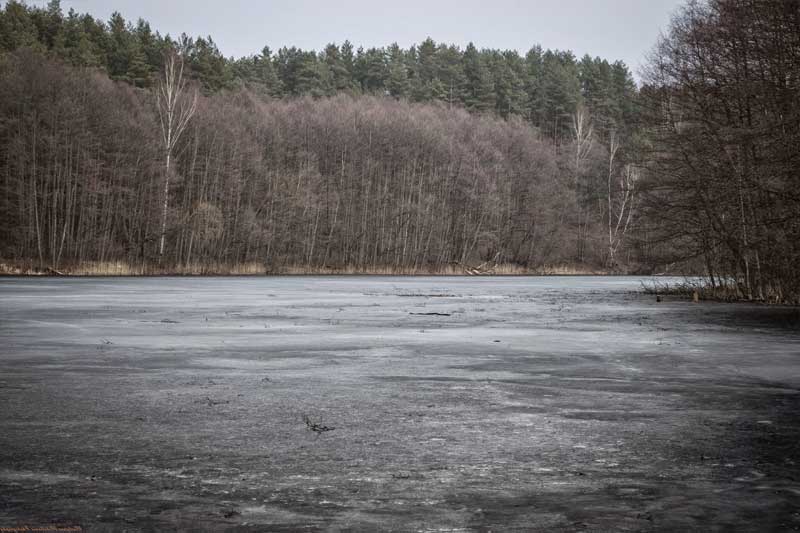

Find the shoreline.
xmin=0 ymin=272 xmax=658 ymax=278
xmin=0 ymin=261 xmax=639 ymax=278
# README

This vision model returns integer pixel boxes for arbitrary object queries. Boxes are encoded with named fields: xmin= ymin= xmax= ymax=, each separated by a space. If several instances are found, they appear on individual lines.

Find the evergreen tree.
xmin=187 ymin=36 xmax=232 ymax=92
xmin=106 ymin=11 xmax=134 ymax=81
xmin=354 ymin=46 xmax=386 ymax=94
xmin=578 ymin=54 xmax=614 ymax=134
xmin=0 ymin=1 xmax=40 ymax=51
xmin=523 ymin=45 xmax=544 ymax=124
xmin=436 ymin=44 xmax=466 ymax=107
xmin=312 ymin=59 xmax=334 ymax=97
xmin=462 ymin=43 xmax=494 ymax=112
xmin=610 ymin=60 xmax=637 ymax=135
xmin=534 ymin=50 xmax=582 ymax=139
xmin=322 ymin=43 xmax=352 ymax=92
xmin=79 ymin=12 xmax=109 ymax=65
xmin=275 ymin=46 xmax=300 ymax=94
xmin=339 ymin=40 xmax=358 ymax=91
xmin=386 ymin=43 xmax=410 ymax=98
xmin=277 ymin=46 xmax=326 ymax=96
xmin=37 ymin=0 xmax=64 ymax=50
xmin=254 ymin=46 xmax=284 ymax=97
xmin=134 ymin=19 xmax=167 ymax=73
xmin=60 ymin=9 xmax=102 ymax=67
xmin=410 ymin=38 xmax=445 ymax=102
xmin=490 ymin=50 xmax=527 ymax=118
xmin=126 ymin=41 xmax=151 ymax=87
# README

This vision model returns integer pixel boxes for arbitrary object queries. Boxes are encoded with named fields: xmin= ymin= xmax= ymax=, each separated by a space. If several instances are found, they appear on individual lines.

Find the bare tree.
xmin=0 ymin=52 xmax=647 ymax=276
xmin=156 ymin=50 xmax=197 ymax=261
xmin=641 ymin=0 xmax=800 ymax=301
xmin=571 ymin=105 xmax=595 ymax=263
xmin=571 ymin=105 xmax=594 ymax=180
xmin=607 ymin=141 xmax=637 ymax=268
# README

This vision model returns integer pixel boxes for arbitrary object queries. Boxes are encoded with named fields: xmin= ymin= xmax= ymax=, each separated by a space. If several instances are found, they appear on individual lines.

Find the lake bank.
xmin=0 ymin=260 xmax=659 ymax=277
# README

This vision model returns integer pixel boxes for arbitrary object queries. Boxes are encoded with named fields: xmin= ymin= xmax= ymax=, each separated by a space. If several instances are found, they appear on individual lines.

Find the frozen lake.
xmin=1 ymin=276 xmax=799 ymax=530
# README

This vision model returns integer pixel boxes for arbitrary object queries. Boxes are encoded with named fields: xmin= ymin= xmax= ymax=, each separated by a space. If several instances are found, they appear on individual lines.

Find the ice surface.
xmin=0 ymin=276 xmax=798 ymax=530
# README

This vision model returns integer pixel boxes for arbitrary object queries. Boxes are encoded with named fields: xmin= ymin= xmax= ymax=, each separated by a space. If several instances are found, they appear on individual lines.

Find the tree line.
xmin=0 ymin=48 xmax=650 ymax=273
xmin=0 ymin=0 xmax=637 ymax=141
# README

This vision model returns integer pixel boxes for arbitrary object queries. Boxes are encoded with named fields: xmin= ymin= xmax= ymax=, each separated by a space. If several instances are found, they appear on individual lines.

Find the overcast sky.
xmin=35 ymin=0 xmax=683 ymax=80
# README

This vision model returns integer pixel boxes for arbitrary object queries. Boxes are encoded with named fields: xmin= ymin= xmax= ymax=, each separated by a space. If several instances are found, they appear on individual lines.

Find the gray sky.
xmin=41 ymin=0 xmax=683 ymax=80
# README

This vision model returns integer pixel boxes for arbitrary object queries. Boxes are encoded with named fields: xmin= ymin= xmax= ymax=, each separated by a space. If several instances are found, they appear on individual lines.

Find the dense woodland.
xmin=641 ymin=0 xmax=800 ymax=302
xmin=0 ymin=1 xmax=798 ymax=302
xmin=0 ymin=0 xmax=637 ymax=133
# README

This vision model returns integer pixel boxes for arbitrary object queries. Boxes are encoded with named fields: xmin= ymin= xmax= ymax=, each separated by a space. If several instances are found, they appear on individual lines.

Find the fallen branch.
xmin=302 ymin=414 xmax=335 ymax=433
xmin=201 ymin=396 xmax=229 ymax=407
xmin=457 ymin=252 xmax=501 ymax=275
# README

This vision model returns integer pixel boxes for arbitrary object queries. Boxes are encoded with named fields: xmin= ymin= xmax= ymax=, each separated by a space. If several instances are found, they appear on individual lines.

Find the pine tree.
xmin=106 ymin=12 xmax=133 ymax=81
xmin=42 ymin=0 xmax=64 ymax=50
xmin=490 ymin=50 xmax=526 ymax=118
xmin=126 ymin=42 xmax=151 ymax=87
xmin=355 ymin=47 xmax=387 ymax=94
xmin=61 ymin=9 xmax=102 ymax=67
xmin=339 ymin=40 xmax=358 ymax=91
xmin=276 ymin=47 xmax=326 ymax=96
xmin=436 ymin=44 xmax=466 ymax=107
xmin=134 ymin=19 xmax=167 ymax=74
xmin=0 ymin=1 xmax=40 ymax=52
xmin=188 ymin=36 xmax=232 ymax=92
xmin=535 ymin=50 xmax=582 ymax=139
xmin=410 ymin=38 xmax=444 ymax=101
xmin=610 ymin=60 xmax=637 ymax=136
xmin=462 ymin=43 xmax=494 ymax=112
xmin=386 ymin=43 xmax=410 ymax=98
xmin=523 ymin=45 xmax=544 ymax=124
xmin=256 ymin=46 xmax=284 ymax=97
xmin=322 ymin=43 xmax=352 ymax=92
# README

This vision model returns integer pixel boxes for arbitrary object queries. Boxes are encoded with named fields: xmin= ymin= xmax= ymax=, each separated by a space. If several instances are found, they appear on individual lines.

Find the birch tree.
xmin=608 ymin=162 xmax=637 ymax=267
xmin=571 ymin=105 xmax=594 ymax=262
xmin=572 ymin=105 xmax=594 ymax=178
xmin=605 ymin=131 xmax=638 ymax=267
xmin=156 ymin=50 xmax=197 ymax=261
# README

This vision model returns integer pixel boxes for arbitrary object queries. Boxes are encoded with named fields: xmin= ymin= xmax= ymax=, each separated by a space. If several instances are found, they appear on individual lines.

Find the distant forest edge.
xmin=0 ymin=1 xmax=637 ymax=129
xmin=1 ymin=1 xmax=798 ymax=302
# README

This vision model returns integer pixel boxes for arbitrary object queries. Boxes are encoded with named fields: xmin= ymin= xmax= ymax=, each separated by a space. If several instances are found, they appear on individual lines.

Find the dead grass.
xmin=641 ymin=278 xmax=751 ymax=302
xmin=277 ymin=263 xmax=534 ymax=275
xmin=0 ymin=260 xmax=607 ymax=277
xmin=173 ymin=262 xmax=268 ymax=275
xmin=0 ymin=261 xmax=271 ymax=276
xmin=0 ymin=262 xmax=28 ymax=275
xmin=531 ymin=264 xmax=610 ymax=275
xmin=69 ymin=261 xmax=142 ymax=276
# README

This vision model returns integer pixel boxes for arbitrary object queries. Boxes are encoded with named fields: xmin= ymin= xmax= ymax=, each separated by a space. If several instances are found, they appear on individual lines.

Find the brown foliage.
xmin=0 ymin=50 xmax=639 ymax=274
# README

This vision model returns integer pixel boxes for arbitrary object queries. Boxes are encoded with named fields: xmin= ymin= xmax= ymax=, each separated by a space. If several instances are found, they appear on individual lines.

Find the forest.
xmin=0 ymin=0 xmax=798 ymax=302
